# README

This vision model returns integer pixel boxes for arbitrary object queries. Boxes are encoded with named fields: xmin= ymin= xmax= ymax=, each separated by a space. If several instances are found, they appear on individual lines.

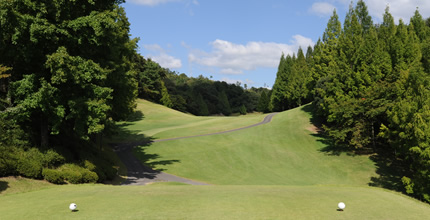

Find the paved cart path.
xmin=113 ymin=113 xmax=278 ymax=185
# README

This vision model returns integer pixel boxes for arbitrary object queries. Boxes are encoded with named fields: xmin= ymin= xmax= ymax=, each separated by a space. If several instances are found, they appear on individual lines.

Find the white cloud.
xmin=150 ymin=54 xmax=182 ymax=69
xmin=221 ymin=77 xmax=243 ymax=85
xmin=220 ymin=68 xmax=243 ymax=74
xmin=309 ymin=2 xmax=337 ymax=17
xmin=188 ymin=36 xmax=314 ymax=75
xmin=144 ymin=44 xmax=182 ymax=69
xmin=364 ymin=0 xmax=430 ymax=22
xmin=128 ymin=0 xmax=180 ymax=6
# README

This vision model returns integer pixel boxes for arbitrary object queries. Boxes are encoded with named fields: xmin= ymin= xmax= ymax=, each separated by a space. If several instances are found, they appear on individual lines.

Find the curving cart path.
xmin=113 ymin=113 xmax=278 ymax=186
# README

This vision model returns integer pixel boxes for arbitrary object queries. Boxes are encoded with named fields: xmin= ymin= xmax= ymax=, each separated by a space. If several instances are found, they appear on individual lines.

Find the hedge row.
xmin=1 ymin=147 xmax=115 ymax=184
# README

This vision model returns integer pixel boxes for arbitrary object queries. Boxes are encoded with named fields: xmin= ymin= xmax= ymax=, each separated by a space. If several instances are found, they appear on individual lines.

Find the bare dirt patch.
xmin=307 ymin=125 xmax=323 ymax=134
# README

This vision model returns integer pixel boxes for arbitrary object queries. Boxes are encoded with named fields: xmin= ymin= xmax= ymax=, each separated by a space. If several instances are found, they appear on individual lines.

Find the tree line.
xmin=134 ymin=57 xmax=270 ymax=116
xmin=271 ymin=0 xmax=430 ymax=202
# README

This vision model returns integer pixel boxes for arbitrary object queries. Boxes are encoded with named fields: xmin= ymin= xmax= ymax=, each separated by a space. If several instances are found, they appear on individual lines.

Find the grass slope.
xmin=115 ymin=99 xmax=265 ymax=141
xmin=137 ymin=104 xmax=376 ymax=186
xmin=1 ymin=184 xmax=430 ymax=220
xmin=3 ymin=100 xmax=430 ymax=219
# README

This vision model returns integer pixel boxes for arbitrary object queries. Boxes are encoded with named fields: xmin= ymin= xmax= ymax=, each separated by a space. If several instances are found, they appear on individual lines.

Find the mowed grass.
xmin=4 ymin=100 xmax=430 ymax=219
xmin=0 ymin=177 xmax=52 ymax=195
xmin=137 ymin=104 xmax=376 ymax=186
xmin=115 ymin=99 xmax=265 ymax=141
xmin=1 ymin=183 xmax=430 ymax=220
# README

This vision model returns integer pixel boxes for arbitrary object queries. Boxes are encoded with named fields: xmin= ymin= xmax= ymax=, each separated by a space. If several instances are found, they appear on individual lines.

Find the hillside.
xmin=134 ymin=101 xmax=376 ymax=186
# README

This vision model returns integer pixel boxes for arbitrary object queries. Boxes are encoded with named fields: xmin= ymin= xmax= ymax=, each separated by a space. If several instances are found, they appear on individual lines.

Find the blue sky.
xmin=123 ymin=0 xmax=430 ymax=88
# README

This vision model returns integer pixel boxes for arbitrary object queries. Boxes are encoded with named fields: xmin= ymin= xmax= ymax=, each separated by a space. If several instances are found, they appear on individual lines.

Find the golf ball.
xmin=338 ymin=202 xmax=345 ymax=210
xmin=69 ymin=203 xmax=77 ymax=211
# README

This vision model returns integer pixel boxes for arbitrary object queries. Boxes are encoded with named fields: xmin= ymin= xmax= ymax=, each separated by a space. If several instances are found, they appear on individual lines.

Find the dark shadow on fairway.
xmin=109 ymin=122 xmax=180 ymax=185
xmin=0 ymin=180 xmax=9 ymax=193
xmin=126 ymin=110 xmax=145 ymax=122
xmin=301 ymin=104 xmax=357 ymax=156
xmin=368 ymin=149 xmax=404 ymax=192
xmin=301 ymin=105 xmax=405 ymax=193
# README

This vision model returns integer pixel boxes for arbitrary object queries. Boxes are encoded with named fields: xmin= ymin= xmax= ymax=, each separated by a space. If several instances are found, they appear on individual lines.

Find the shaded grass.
xmin=137 ymin=105 xmax=377 ymax=186
xmin=1 ymin=184 xmax=430 ymax=220
xmin=0 ymin=177 xmax=53 ymax=195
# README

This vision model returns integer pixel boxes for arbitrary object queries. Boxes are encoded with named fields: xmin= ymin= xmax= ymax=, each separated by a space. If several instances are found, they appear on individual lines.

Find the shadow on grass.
xmin=368 ymin=149 xmax=404 ymax=192
xmin=126 ymin=110 xmax=145 ymax=122
xmin=0 ymin=181 xmax=9 ymax=194
xmin=301 ymin=105 xmax=356 ymax=156
xmin=300 ymin=104 xmax=404 ymax=192
xmin=109 ymin=121 xmax=180 ymax=185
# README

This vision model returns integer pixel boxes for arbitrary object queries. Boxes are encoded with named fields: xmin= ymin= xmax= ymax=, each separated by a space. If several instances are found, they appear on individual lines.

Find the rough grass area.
xmin=1 ymin=184 xmax=430 ymax=220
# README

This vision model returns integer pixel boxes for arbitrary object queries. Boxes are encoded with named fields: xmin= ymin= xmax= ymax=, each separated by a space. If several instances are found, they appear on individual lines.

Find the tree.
xmin=217 ymin=91 xmax=232 ymax=116
xmin=258 ymin=90 xmax=270 ymax=113
xmin=1 ymin=0 xmax=137 ymax=146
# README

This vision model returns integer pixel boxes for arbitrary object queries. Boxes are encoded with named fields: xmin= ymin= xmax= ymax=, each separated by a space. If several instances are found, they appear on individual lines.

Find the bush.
xmin=81 ymin=169 xmax=98 ymax=183
xmin=63 ymin=170 xmax=82 ymax=184
xmin=83 ymin=160 xmax=96 ymax=171
xmin=0 ymin=146 xmax=19 ymax=176
xmin=42 ymin=149 xmax=65 ymax=168
xmin=59 ymin=163 xmax=98 ymax=184
xmin=42 ymin=168 xmax=64 ymax=184
xmin=17 ymin=148 xmax=43 ymax=179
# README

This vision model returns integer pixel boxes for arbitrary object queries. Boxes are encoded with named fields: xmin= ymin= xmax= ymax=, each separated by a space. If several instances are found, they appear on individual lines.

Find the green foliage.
xmin=42 ymin=168 xmax=64 ymax=184
xmin=42 ymin=149 xmax=65 ymax=168
xmin=163 ymin=72 xmax=264 ymax=115
xmin=59 ymin=163 xmax=98 ymax=184
xmin=159 ymin=81 xmax=173 ymax=108
xmin=0 ymin=146 xmax=18 ymax=176
xmin=270 ymin=48 xmax=312 ymax=111
xmin=1 ymin=0 xmax=137 ymax=146
xmin=257 ymin=90 xmax=270 ymax=113
xmin=239 ymin=104 xmax=247 ymax=115
xmin=270 ymin=0 xmax=430 ymax=202
xmin=217 ymin=91 xmax=231 ymax=116
xmin=17 ymin=148 xmax=44 ymax=179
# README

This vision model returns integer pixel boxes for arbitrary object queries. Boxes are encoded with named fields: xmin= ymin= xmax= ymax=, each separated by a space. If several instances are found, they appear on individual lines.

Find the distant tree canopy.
xmin=163 ymin=72 xmax=269 ymax=116
xmin=271 ymin=0 xmax=430 ymax=202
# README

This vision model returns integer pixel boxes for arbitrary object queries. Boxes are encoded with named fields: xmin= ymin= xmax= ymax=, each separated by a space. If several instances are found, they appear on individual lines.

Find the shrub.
xmin=63 ymin=169 xmax=82 ymax=184
xmin=42 ymin=149 xmax=65 ymax=168
xmin=0 ymin=146 xmax=19 ymax=176
xmin=42 ymin=168 xmax=64 ymax=184
xmin=59 ymin=163 xmax=98 ymax=184
xmin=81 ymin=169 xmax=98 ymax=183
xmin=83 ymin=160 xmax=96 ymax=171
xmin=17 ymin=148 xmax=43 ymax=179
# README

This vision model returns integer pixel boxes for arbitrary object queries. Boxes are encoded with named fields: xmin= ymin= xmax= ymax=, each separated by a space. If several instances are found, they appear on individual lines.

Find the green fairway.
xmin=4 ymin=100 xmax=430 ymax=219
xmin=136 ymin=104 xmax=376 ymax=186
xmin=114 ymin=99 xmax=266 ymax=141
xmin=1 ymin=183 xmax=430 ymax=220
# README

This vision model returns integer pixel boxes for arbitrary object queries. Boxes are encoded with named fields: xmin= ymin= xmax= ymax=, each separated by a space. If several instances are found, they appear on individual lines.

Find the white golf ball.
xmin=338 ymin=202 xmax=346 ymax=210
xmin=69 ymin=203 xmax=77 ymax=211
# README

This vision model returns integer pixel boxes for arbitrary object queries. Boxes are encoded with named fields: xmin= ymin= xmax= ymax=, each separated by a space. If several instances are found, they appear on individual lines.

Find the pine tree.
xmin=217 ymin=91 xmax=232 ymax=116
xmin=258 ymin=90 xmax=269 ymax=113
